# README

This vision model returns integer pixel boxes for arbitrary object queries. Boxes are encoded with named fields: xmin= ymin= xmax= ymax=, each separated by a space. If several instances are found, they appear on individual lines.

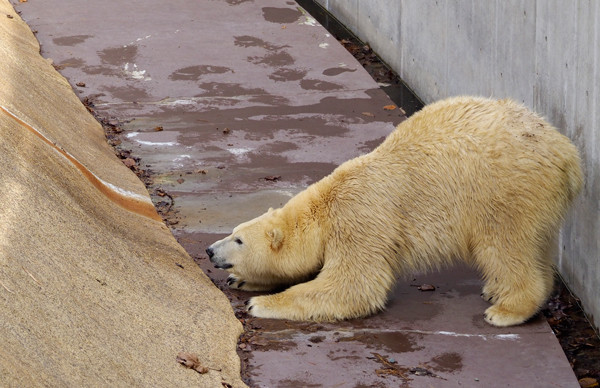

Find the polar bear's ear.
xmin=267 ymin=207 xmax=274 ymax=213
xmin=267 ymin=228 xmax=283 ymax=250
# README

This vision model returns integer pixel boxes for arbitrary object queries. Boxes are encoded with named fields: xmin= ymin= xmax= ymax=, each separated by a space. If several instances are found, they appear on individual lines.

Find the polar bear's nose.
xmin=206 ymin=247 xmax=214 ymax=259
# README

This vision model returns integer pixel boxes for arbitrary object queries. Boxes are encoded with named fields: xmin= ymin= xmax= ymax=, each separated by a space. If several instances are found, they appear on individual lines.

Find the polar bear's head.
xmin=206 ymin=207 xmax=323 ymax=290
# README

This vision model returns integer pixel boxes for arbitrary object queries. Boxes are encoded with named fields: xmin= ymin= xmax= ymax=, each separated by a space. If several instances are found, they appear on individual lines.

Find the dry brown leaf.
xmin=418 ymin=284 xmax=436 ymax=291
xmin=176 ymin=352 xmax=209 ymax=374
xmin=579 ymin=377 xmax=599 ymax=388
xmin=383 ymin=104 xmax=397 ymax=111
xmin=361 ymin=112 xmax=375 ymax=117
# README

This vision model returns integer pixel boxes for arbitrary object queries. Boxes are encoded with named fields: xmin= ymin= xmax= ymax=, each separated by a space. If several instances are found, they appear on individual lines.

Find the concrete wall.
xmin=316 ymin=0 xmax=600 ymax=328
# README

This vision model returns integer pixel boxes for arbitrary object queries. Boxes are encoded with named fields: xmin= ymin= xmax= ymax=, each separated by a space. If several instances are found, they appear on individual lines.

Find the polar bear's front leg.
xmin=247 ymin=265 xmax=394 ymax=321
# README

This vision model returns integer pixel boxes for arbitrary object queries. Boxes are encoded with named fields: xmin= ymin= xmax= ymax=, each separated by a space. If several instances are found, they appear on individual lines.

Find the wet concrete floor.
xmin=12 ymin=0 xmax=579 ymax=386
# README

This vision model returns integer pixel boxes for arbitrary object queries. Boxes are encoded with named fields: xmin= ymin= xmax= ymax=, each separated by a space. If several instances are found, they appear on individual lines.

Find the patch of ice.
xmin=228 ymin=148 xmax=252 ymax=156
xmin=135 ymin=140 xmax=176 ymax=146
xmin=123 ymin=63 xmax=151 ymax=81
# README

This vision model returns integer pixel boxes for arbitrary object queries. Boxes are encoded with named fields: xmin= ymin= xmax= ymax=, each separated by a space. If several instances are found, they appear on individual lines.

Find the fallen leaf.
xmin=222 ymin=127 xmax=231 ymax=134
xmin=264 ymin=175 xmax=281 ymax=182
xmin=76 ymin=82 xmax=86 ymax=87
xmin=176 ymin=352 xmax=209 ymax=374
xmin=177 ymin=178 xmax=185 ymax=184
xmin=579 ymin=377 xmax=599 ymax=388
xmin=383 ymin=104 xmax=397 ymax=111
xmin=154 ymin=126 xmax=164 ymax=131
xmin=418 ymin=284 xmax=436 ymax=291
xmin=362 ymin=112 xmax=375 ymax=117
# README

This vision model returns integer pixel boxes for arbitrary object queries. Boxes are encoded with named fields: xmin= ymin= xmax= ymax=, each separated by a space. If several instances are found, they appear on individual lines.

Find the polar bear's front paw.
xmin=484 ymin=305 xmax=528 ymax=327
xmin=247 ymin=295 xmax=291 ymax=319
xmin=226 ymin=274 xmax=247 ymax=289
xmin=247 ymin=295 xmax=270 ymax=318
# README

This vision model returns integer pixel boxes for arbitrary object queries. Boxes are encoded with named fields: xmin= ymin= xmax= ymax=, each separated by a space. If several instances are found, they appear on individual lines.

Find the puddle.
xmin=248 ymin=51 xmax=295 ymax=67
xmin=101 ymin=84 xmax=150 ymax=102
xmin=337 ymin=331 xmax=425 ymax=354
xmin=234 ymin=35 xmax=289 ymax=51
xmin=428 ymin=352 xmax=463 ymax=373
xmin=53 ymin=34 xmax=93 ymax=46
xmin=323 ymin=66 xmax=357 ymax=76
xmin=268 ymin=68 xmax=307 ymax=82
xmin=98 ymin=45 xmax=138 ymax=66
xmin=169 ymin=65 xmax=233 ymax=81
xmin=261 ymin=7 xmax=302 ymax=24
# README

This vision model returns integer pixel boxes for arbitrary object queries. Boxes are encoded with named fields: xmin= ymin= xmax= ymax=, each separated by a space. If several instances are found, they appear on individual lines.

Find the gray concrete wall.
xmin=316 ymin=0 xmax=600 ymax=329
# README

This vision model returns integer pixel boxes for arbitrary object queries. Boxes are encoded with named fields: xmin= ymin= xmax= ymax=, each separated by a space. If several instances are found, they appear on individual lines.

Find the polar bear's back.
xmin=375 ymin=96 xmax=582 ymax=203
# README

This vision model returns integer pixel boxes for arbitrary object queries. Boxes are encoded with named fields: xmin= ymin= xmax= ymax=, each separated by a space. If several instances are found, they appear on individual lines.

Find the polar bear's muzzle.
xmin=206 ymin=247 xmax=233 ymax=270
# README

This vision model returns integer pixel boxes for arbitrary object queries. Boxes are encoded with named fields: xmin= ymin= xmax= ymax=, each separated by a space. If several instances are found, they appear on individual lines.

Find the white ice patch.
xmin=434 ymin=331 xmax=520 ymax=341
xmin=126 ymin=132 xmax=176 ymax=146
xmin=136 ymin=140 xmax=176 ymax=146
xmin=123 ymin=63 xmax=151 ymax=81
xmin=169 ymin=99 xmax=196 ymax=106
xmin=494 ymin=334 xmax=520 ymax=340
xmin=228 ymin=147 xmax=252 ymax=156
xmin=319 ymin=43 xmax=329 ymax=49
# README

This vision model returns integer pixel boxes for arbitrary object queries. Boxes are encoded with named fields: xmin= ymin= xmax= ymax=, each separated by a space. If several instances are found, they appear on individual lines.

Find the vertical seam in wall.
xmin=533 ymin=0 xmax=540 ymax=110
xmin=355 ymin=0 xmax=359 ymax=39
xmin=444 ymin=0 xmax=448 ymax=97
xmin=398 ymin=0 xmax=402 ymax=78
xmin=529 ymin=1 xmax=539 ymax=109
xmin=571 ymin=1 xmax=578 ymax=133
xmin=593 ymin=0 xmax=599 ymax=149
xmin=492 ymin=0 xmax=498 ymax=97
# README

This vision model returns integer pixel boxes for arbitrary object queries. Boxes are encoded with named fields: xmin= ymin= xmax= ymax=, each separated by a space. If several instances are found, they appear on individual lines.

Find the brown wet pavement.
xmin=12 ymin=0 xmax=579 ymax=386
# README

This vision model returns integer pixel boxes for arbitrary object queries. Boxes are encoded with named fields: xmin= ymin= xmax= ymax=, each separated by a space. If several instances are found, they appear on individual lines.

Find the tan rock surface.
xmin=0 ymin=2 xmax=244 ymax=386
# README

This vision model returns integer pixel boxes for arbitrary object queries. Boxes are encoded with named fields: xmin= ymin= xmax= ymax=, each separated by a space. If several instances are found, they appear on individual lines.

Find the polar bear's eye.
xmin=234 ymin=238 xmax=243 ymax=245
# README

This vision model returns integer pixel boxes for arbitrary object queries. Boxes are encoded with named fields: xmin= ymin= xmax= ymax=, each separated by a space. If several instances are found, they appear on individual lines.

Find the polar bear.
xmin=206 ymin=96 xmax=582 ymax=327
